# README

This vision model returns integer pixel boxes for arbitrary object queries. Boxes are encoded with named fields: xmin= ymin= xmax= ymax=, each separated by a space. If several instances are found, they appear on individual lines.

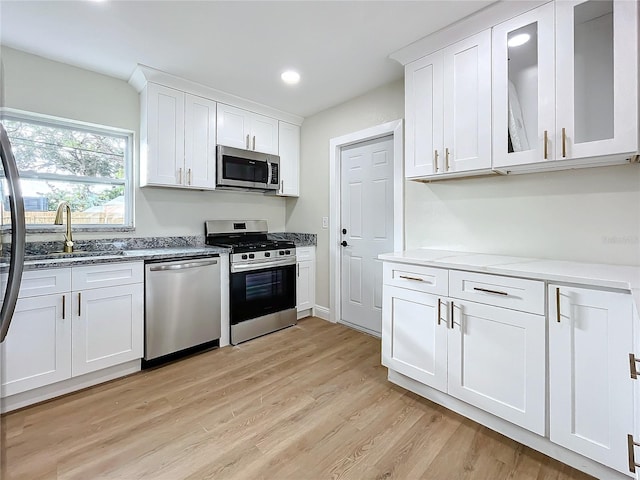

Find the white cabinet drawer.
xmin=383 ymin=262 xmax=448 ymax=296
xmin=449 ymin=270 xmax=544 ymax=315
xmin=3 ymin=268 xmax=72 ymax=298
xmin=296 ymin=246 xmax=315 ymax=261
xmin=72 ymin=262 xmax=144 ymax=291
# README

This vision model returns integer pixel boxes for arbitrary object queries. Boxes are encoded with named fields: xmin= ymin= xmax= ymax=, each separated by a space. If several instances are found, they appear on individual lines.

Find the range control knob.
xmin=285 ymin=250 xmax=290 ymax=255
xmin=249 ymin=254 xmax=255 ymax=259
xmin=279 ymin=250 xmax=285 ymax=255
xmin=264 ymin=252 xmax=271 ymax=257
xmin=241 ymin=254 xmax=248 ymax=260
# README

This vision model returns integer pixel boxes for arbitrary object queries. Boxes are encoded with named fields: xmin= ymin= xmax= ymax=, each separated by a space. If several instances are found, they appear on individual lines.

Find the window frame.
xmin=0 ymin=108 xmax=135 ymax=232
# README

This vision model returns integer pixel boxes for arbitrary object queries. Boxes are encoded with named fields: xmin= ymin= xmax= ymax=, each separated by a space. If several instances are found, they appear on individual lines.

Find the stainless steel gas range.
xmin=205 ymin=220 xmax=297 ymax=345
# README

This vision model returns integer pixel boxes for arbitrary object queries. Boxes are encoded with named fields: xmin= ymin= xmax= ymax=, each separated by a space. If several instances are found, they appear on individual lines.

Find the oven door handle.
xmin=231 ymin=258 xmax=295 ymax=273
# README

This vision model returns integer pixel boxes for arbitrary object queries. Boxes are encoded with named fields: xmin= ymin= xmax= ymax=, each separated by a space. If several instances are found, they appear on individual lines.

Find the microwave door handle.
xmin=266 ymin=161 xmax=272 ymax=185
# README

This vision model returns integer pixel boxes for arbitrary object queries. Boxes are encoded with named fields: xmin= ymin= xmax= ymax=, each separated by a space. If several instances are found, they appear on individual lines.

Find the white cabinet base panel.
xmin=387 ymin=369 xmax=630 ymax=480
xmin=1 ymin=360 xmax=140 ymax=414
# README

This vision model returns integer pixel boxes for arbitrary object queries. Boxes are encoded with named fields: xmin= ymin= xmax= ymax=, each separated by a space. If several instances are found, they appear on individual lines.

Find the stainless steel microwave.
xmin=216 ymin=145 xmax=280 ymax=191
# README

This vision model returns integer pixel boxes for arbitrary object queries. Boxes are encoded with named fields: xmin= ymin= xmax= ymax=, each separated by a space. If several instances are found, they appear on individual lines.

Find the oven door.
xmin=230 ymin=262 xmax=296 ymax=325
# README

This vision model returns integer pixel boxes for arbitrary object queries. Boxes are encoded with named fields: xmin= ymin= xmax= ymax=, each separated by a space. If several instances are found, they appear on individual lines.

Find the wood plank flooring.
xmin=2 ymin=317 xmax=594 ymax=480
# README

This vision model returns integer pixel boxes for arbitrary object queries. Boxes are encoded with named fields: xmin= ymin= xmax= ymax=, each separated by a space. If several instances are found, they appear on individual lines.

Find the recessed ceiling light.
xmin=281 ymin=70 xmax=301 ymax=85
xmin=508 ymin=33 xmax=530 ymax=47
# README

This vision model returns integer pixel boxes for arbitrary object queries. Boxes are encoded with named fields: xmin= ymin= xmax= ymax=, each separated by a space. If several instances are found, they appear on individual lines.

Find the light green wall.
xmin=289 ymin=78 xmax=640 ymax=312
xmin=0 ymin=47 xmax=287 ymax=241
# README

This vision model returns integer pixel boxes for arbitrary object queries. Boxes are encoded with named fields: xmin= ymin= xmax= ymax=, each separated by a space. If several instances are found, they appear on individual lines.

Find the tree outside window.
xmin=1 ymin=112 xmax=133 ymax=227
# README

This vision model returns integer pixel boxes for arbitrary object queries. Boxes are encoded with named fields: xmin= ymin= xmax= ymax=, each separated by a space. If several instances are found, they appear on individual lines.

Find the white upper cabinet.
xmin=493 ymin=0 xmax=638 ymax=172
xmin=405 ymin=51 xmax=443 ymax=177
xmin=141 ymin=83 xmax=216 ymax=190
xmin=404 ymin=30 xmax=492 ymax=179
xmin=492 ymin=2 xmax=555 ymax=169
xmin=278 ymin=122 xmax=300 ymax=196
xmin=184 ymin=94 xmax=217 ymax=189
xmin=217 ymin=104 xmax=278 ymax=155
xmin=555 ymin=0 xmax=638 ymax=162
xmin=443 ymin=30 xmax=492 ymax=174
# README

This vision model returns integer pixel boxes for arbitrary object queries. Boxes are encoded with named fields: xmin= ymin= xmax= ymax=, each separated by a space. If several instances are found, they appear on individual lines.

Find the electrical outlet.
xmin=322 ymin=216 xmax=328 ymax=229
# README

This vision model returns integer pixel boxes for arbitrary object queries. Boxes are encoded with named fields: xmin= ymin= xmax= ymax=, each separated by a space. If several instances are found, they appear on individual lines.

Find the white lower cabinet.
xmin=1 ymin=293 xmax=71 ymax=397
xmin=296 ymin=246 xmax=315 ymax=317
xmin=549 ymin=285 xmax=634 ymax=475
xmin=1 ymin=262 xmax=144 ymax=400
xmin=448 ymin=299 xmax=545 ymax=435
xmin=382 ymin=286 xmax=448 ymax=392
xmin=72 ymin=283 xmax=144 ymax=376
xmin=382 ymin=264 xmax=546 ymax=434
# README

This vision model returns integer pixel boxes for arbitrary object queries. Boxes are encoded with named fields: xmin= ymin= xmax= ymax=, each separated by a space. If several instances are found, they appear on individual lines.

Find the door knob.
xmin=342 ymin=228 xmax=347 ymax=235
xmin=340 ymin=241 xmax=348 ymax=247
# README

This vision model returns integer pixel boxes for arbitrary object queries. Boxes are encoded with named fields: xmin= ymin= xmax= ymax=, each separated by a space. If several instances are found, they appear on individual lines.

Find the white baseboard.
xmin=1 ymin=360 xmax=141 ymax=413
xmin=297 ymin=308 xmax=313 ymax=320
xmin=313 ymin=305 xmax=330 ymax=321
xmin=388 ymin=370 xmax=630 ymax=480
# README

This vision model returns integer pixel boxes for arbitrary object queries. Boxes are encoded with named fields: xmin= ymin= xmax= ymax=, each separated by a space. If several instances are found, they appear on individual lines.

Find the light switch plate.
xmin=322 ymin=216 xmax=328 ymax=229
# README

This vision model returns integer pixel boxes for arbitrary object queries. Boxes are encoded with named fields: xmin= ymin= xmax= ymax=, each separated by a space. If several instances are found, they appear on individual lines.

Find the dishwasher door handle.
xmin=148 ymin=259 xmax=218 ymax=272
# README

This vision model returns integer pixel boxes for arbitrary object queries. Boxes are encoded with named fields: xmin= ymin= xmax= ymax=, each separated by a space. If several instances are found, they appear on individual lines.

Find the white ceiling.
xmin=0 ymin=0 xmax=495 ymax=118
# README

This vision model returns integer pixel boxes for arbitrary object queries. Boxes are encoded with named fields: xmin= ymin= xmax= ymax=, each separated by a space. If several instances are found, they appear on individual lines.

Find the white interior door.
xmin=340 ymin=136 xmax=394 ymax=335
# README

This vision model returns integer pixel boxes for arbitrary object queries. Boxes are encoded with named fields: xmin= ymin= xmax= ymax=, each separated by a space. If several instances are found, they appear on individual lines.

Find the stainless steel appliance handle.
xmin=0 ymin=124 xmax=26 ymax=343
xmin=231 ymin=258 xmax=295 ymax=273
xmin=149 ymin=259 xmax=218 ymax=272
xmin=267 ymin=161 xmax=272 ymax=185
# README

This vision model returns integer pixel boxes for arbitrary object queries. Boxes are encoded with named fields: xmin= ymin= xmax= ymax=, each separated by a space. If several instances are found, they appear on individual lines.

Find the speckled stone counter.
xmin=268 ymin=232 xmax=317 ymax=247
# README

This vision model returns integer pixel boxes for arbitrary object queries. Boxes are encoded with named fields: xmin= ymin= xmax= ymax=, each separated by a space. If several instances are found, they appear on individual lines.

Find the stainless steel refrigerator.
xmin=0 ymin=122 xmax=26 ymax=343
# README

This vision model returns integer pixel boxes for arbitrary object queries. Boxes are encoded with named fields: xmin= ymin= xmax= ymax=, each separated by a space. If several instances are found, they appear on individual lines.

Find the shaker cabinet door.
xmin=549 ymin=285 xmax=634 ymax=474
xmin=447 ymin=299 xmax=545 ymax=435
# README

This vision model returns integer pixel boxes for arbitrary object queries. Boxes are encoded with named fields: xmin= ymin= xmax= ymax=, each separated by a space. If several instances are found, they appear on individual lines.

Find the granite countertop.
xmin=379 ymin=248 xmax=640 ymax=313
xmin=1 ymin=246 xmax=229 ymax=272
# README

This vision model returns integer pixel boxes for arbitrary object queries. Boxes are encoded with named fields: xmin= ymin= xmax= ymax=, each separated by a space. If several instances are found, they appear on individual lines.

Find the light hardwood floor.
xmin=2 ymin=317 xmax=594 ymax=480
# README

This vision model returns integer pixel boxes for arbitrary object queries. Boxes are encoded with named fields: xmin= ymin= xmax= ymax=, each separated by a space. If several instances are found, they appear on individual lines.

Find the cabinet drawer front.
xmin=2 ymin=268 xmax=72 ymax=298
xmin=296 ymin=246 xmax=315 ymax=261
xmin=449 ymin=270 xmax=544 ymax=315
xmin=383 ymin=262 xmax=448 ymax=295
xmin=72 ymin=262 xmax=143 ymax=291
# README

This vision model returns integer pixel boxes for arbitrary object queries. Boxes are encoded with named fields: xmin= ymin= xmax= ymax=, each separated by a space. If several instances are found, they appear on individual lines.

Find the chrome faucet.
xmin=54 ymin=201 xmax=74 ymax=253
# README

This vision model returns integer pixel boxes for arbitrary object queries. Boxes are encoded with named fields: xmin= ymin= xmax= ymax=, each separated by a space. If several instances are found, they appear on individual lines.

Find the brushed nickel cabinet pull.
xmin=473 ymin=287 xmax=508 ymax=296
xmin=62 ymin=295 xmax=66 ymax=320
xmin=562 ymin=127 xmax=567 ymax=158
xmin=556 ymin=287 xmax=561 ymax=323
xmin=297 ymin=263 xmax=300 ymax=277
xmin=252 ymin=135 xmax=256 ymax=151
xmin=434 ymin=150 xmax=439 ymax=172
xmin=246 ymin=134 xmax=250 ymax=149
xmin=187 ymin=168 xmax=192 ymax=185
xmin=178 ymin=167 xmax=183 ymax=184
xmin=628 ymin=434 xmax=640 ymax=473
xmin=543 ymin=130 xmax=548 ymax=159
xmin=450 ymin=301 xmax=454 ymax=329
xmin=78 ymin=292 xmax=82 ymax=317
xmin=445 ymin=148 xmax=450 ymax=171
xmin=398 ymin=275 xmax=424 ymax=282
xmin=437 ymin=298 xmax=441 ymax=325
xmin=280 ymin=180 xmax=284 ymax=193
xmin=630 ymin=353 xmax=639 ymax=380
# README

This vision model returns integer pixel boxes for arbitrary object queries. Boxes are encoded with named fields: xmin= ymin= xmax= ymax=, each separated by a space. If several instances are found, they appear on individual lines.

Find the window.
xmin=1 ymin=110 xmax=133 ymax=229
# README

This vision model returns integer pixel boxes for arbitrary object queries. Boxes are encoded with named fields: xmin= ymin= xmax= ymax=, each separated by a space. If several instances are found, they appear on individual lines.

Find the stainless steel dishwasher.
xmin=144 ymin=256 xmax=221 ymax=366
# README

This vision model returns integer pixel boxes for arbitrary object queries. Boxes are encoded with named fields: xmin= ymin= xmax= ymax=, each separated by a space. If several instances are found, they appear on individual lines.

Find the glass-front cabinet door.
xmin=492 ymin=2 xmax=555 ymax=169
xmin=555 ymin=0 xmax=638 ymax=161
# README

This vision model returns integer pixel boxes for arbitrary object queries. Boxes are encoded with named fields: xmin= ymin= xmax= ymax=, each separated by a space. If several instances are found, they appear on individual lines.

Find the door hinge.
xmin=628 ymin=434 xmax=640 ymax=473
xmin=630 ymin=353 xmax=639 ymax=380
